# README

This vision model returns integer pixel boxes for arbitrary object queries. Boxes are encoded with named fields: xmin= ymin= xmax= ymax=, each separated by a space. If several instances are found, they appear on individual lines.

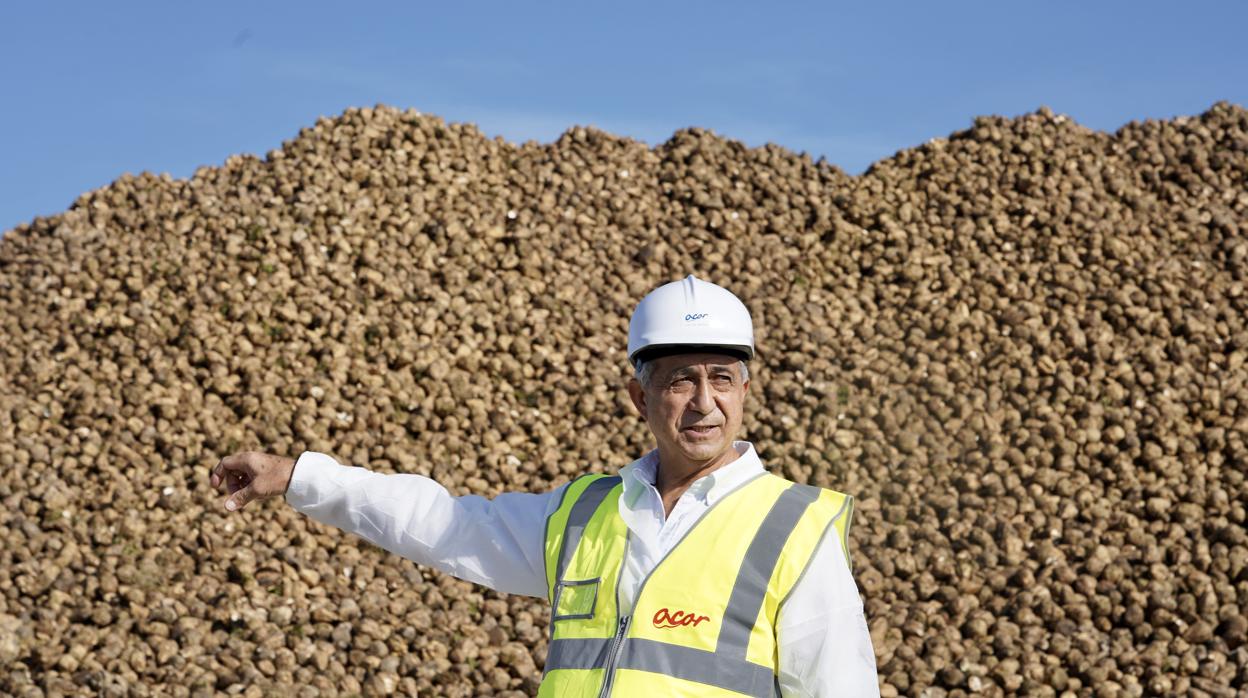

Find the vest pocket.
xmin=552 ymin=578 xmax=601 ymax=621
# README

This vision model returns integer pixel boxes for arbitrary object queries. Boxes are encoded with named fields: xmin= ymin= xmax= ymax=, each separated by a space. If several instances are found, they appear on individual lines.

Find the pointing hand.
xmin=210 ymin=451 xmax=296 ymax=512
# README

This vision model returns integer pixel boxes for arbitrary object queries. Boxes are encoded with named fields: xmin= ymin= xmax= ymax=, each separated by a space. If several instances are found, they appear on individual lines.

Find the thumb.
xmin=225 ymin=484 xmax=257 ymax=512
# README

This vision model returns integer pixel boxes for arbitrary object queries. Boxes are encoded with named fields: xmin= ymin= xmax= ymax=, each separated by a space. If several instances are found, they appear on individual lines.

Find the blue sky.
xmin=2 ymin=1 xmax=1246 ymax=233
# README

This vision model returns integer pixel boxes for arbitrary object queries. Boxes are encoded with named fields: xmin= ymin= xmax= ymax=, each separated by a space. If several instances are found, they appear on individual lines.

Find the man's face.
xmin=627 ymin=352 xmax=750 ymax=471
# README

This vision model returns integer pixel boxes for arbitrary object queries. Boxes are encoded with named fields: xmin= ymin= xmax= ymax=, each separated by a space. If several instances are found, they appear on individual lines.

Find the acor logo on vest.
xmin=652 ymin=607 xmax=711 ymax=629
xmin=684 ymin=313 xmax=708 ymax=321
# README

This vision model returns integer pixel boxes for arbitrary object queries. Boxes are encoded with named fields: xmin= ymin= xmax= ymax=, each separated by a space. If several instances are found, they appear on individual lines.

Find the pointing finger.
xmin=213 ymin=456 xmax=243 ymax=491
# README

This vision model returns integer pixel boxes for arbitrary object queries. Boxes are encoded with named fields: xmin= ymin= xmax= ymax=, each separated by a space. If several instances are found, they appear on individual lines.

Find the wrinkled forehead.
xmin=650 ymin=352 xmax=745 ymax=378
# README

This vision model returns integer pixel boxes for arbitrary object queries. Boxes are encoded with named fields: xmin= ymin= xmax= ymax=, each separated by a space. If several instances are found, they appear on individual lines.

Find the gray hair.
xmin=634 ymin=359 xmax=749 ymax=388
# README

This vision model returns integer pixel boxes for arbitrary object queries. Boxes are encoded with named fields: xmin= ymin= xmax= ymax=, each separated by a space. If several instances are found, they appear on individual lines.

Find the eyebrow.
xmin=667 ymin=367 xmax=698 ymax=381
xmin=667 ymin=365 xmax=737 ymax=381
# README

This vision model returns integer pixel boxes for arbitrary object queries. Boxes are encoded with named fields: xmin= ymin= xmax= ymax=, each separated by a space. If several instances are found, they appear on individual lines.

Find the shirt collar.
xmin=619 ymin=441 xmax=765 ymax=505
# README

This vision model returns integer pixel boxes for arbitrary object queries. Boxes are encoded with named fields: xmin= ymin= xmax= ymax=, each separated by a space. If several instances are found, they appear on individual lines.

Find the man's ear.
xmin=627 ymin=379 xmax=647 ymax=421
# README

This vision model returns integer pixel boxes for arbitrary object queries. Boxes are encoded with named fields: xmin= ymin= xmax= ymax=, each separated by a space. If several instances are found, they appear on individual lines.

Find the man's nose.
xmin=689 ymin=378 xmax=715 ymax=413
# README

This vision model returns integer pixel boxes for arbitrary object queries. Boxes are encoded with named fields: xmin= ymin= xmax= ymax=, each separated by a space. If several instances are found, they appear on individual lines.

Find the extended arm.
xmin=211 ymin=450 xmax=558 ymax=597
xmin=285 ymin=452 xmax=557 ymax=597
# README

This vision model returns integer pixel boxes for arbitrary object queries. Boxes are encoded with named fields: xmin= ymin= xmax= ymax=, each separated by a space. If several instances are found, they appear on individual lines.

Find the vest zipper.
xmin=598 ymin=530 xmax=632 ymax=698
xmin=598 ymin=615 xmax=630 ymax=698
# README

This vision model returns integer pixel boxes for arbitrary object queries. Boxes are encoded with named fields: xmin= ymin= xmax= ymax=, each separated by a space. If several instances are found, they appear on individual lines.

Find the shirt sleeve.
xmin=776 ymin=521 xmax=881 ymax=697
xmin=284 ymin=451 xmax=560 ymax=598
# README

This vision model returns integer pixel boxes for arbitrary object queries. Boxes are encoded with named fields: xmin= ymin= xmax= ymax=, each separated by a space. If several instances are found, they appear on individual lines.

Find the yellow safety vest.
xmin=539 ymin=471 xmax=853 ymax=697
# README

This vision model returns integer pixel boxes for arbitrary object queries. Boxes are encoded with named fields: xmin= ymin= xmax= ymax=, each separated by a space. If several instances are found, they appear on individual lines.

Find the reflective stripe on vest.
xmin=540 ymin=472 xmax=853 ymax=697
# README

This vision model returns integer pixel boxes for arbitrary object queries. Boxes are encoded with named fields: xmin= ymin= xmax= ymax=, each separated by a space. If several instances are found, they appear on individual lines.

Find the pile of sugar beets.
xmin=1 ymin=102 xmax=1246 ymax=697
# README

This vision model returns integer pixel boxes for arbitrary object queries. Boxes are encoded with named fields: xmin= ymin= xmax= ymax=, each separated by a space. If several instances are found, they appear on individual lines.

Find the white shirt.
xmin=286 ymin=441 xmax=879 ymax=697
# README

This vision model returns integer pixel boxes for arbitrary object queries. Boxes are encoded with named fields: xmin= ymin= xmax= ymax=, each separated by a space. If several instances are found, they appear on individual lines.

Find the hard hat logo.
xmin=628 ymin=275 xmax=755 ymax=365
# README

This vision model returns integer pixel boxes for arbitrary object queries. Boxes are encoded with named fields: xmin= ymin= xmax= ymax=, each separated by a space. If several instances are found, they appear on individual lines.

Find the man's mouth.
xmin=683 ymin=424 xmax=720 ymax=436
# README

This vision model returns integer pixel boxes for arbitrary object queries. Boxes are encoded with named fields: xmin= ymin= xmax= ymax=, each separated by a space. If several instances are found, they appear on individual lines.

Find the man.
xmin=212 ymin=275 xmax=879 ymax=696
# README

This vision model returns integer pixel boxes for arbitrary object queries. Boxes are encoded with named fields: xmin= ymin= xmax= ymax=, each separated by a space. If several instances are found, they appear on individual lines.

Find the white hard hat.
xmin=627 ymin=275 xmax=755 ymax=367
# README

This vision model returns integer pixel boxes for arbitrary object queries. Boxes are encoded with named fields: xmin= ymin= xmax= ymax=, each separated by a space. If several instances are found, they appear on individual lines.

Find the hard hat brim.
xmin=631 ymin=344 xmax=752 ymax=366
